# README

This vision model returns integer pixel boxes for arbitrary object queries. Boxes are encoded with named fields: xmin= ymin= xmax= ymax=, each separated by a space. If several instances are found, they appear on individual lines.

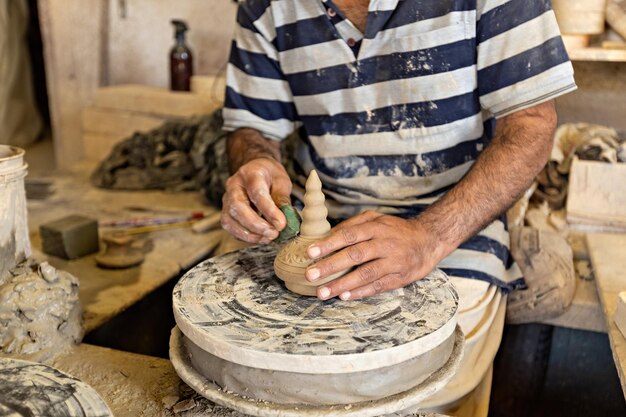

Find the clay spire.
xmin=300 ymin=170 xmax=330 ymax=238
xmin=273 ymin=170 xmax=347 ymax=296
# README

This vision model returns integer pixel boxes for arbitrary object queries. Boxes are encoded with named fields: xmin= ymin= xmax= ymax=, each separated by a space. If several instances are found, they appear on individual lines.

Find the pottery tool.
xmin=171 ymin=246 xmax=462 ymax=416
xmin=191 ymin=211 xmax=222 ymax=233
xmin=170 ymin=169 xmax=463 ymax=416
xmin=100 ymin=211 xmax=206 ymax=228
xmin=40 ymin=215 xmax=100 ymax=260
xmin=114 ymin=220 xmax=195 ymax=235
xmin=274 ymin=204 xmax=301 ymax=243
xmin=95 ymin=234 xmax=145 ymax=269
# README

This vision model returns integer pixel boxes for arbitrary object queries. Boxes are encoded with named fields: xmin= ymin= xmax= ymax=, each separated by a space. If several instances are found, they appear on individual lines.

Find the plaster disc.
xmin=173 ymin=245 xmax=458 ymax=374
xmin=169 ymin=325 xmax=464 ymax=417
xmin=0 ymin=358 xmax=112 ymax=417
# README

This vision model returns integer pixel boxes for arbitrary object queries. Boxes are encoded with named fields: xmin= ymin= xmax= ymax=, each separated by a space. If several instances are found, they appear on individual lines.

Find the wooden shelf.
xmin=567 ymin=46 xmax=626 ymax=62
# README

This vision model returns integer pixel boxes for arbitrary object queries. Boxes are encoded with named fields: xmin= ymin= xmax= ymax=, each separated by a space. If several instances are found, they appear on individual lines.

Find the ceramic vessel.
xmin=273 ymin=170 xmax=347 ymax=296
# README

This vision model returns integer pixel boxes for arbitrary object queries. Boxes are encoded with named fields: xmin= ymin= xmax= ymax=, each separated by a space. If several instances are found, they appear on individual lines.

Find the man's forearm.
xmin=417 ymin=101 xmax=557 ymax=257
xmin=222 ymin=128 xmax=292 ymax=241
xmin=227 ymin=128 xmax=282 ymax=174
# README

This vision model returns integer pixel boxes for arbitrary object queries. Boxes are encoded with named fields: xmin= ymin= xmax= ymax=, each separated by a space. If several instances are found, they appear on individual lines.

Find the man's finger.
xmin=307 ymin=223 xmax=377 ymax=259
xmin=245 ymin=172 xmax=286 ymax=231
xmin=305 ymin=240 xmax=380 ymax=282
xmin=228 ymin=199 xmax=278 ymax=238
xmin=338 ymin=273 xmax=407 ymax=300
xmin=316 ymin=259 xmax=393 ymax=299
xmin=220 ymin=211 xmax=270 ymax=244
xmin=332 ymin=210 xmax=383 ymax=231
xmin=226 ymin=184 xmax=277 ymax=237
xmin=270 ymin=173 xmax=293 ymax=208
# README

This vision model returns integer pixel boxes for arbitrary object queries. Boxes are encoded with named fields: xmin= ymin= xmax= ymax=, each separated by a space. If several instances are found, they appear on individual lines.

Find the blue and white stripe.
xmin=223 ymin=0 xmax=576 ymax=291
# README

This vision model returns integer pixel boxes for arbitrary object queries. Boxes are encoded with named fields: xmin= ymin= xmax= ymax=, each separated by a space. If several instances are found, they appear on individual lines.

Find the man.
xmin=220 ymin=0 xmax=576 ymax=415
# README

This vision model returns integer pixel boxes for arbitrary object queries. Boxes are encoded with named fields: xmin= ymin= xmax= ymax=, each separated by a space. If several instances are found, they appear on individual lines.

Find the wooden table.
xmin=50 ymin=343 xmax=246 ymax=417
xmin=27 ymin=167 xmax=224 ymax=332
xmin=587 ymin=233 xmax=626 ymax=397
xmin=541 ymin=277 xmax=607 ymax=333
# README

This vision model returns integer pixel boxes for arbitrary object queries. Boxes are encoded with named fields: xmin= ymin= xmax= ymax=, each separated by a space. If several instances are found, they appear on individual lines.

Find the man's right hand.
xmin=221 ymin=158 xmax=292 ymax=244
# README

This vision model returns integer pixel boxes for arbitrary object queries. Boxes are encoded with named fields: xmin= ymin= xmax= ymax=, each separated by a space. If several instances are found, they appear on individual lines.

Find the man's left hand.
xmin=305 ymin=211 xmax=445 ymax=300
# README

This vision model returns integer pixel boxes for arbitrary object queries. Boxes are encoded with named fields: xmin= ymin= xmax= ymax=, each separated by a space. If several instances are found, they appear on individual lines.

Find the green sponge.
xmin=274 ymin=205 xmax=301 ymax=244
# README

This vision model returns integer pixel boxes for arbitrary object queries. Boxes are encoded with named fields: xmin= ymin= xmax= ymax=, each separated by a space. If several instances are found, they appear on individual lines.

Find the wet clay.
xmin=0 ymin=260 xmax=83 ymax=362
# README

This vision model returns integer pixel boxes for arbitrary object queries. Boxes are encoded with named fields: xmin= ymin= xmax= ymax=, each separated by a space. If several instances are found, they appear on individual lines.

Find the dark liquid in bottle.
xmin=171 ymin=47 xmax=192 ymax=91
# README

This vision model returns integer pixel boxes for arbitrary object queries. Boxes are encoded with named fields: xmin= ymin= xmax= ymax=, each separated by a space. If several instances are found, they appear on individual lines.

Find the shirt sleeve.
xmin=476 ymin=0 xmax=577 ymax=118
xmin=222 ymin=2 xmax=299 ymax=141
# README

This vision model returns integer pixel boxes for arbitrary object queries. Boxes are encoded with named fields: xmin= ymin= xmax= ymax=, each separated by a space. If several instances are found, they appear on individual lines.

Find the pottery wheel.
xmin=173 ymin=245 xmax=459 ymax=375
xmin=169 ymin=325 xmax=464 ymax=417
xmin=0 ymin=358 xmax=112 ymax=417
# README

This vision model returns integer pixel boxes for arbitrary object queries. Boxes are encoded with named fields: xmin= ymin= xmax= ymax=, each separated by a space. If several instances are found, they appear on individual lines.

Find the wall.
xmin=556 ymin=62 xmax=626 ymax=132
xmin=38 ymin=0 xmax=108 ymax=167
xmin=107 ymin=0 xmax=237 ymax=87
xmin=39 ymin=0 xmax=237 ymax=168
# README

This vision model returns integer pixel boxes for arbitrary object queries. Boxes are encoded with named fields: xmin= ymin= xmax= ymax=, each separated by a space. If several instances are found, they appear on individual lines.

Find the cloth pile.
xmin=91 ymin=110 xmax=230 ymax=207
xmin=532 ymin=123 xmax=626 ymax=211
xmin=92 ymin=109 xmax=297 ymax=208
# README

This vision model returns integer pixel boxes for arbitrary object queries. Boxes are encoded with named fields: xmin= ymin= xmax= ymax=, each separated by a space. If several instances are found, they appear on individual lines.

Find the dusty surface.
xmin=587 ymin=233 xmax=626 ymax=398
xmin=27 ymin=167 xmax=223 ymax=332
xmin=0 ymin=357 xmax=111 ymax=416
xmin=0 ymin=259 xmax=82 ymax=362
xmin=51 ymin=343 xmax=282 ymax=417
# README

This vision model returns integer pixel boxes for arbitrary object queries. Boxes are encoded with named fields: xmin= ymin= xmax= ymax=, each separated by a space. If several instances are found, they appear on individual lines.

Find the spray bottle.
xmin=170 ymin=20 xmax=193 ymax=91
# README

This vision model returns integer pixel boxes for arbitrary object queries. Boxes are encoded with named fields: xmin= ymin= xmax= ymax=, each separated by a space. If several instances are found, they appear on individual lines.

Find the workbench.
xmin=27 ymin=167 xmax=224 ymax=333
xmin=50 ymin=342 xmax=241 ymax=417
xmin=587 ymin=233 xmax=626 ymax=398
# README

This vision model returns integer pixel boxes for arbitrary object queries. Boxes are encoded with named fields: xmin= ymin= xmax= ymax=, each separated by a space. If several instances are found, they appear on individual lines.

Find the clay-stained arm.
xmin=227 ymin=128 xmax=282 ymax=173
xmin=306 ymin=101 xmax=557 ymax=300
xmin=221 ymin=128 xmax=292 ymax=244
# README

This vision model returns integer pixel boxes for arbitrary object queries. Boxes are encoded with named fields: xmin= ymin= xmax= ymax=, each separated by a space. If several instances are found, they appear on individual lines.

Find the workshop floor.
xmin=490 ymin=324 xmax=626 ymax=417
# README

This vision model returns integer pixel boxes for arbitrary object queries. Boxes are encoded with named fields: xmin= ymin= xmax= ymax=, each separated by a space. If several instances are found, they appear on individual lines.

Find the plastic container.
xmin=0 ymin=145 xmax=30 ymax=279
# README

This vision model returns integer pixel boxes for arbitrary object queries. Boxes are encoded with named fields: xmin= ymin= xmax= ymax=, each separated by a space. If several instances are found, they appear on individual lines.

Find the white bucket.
xmin=0 ymin=145 xmax=30 ymax=280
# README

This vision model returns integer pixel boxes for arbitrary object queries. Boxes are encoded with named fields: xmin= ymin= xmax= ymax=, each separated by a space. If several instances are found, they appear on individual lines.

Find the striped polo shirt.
xmin=223 ymin=0 xmax=576 ymax=291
